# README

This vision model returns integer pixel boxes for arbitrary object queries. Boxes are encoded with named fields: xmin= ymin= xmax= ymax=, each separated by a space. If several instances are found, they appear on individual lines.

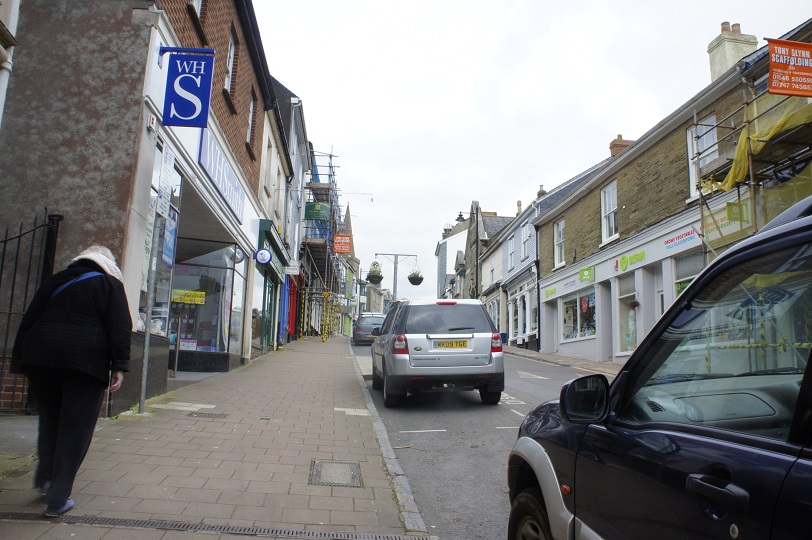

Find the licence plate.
xmin=434 ymin=339 xmax=468 ymax=349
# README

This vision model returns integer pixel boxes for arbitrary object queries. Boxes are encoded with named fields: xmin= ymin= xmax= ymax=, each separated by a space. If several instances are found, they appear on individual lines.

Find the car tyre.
xmin=382 ymin=362 xmax=402 ymax=408
xmin=480 ymin=388 xmax=501 ymax=405
xmin=507 ymin=486 xmax=552 ymax=540
xmin=372 ymin=359 xmax=383 ymax=390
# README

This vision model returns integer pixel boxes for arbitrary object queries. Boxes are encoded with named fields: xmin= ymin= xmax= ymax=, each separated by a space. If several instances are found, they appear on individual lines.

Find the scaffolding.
xmin=692 ymin=77 xmax=812 ymax=260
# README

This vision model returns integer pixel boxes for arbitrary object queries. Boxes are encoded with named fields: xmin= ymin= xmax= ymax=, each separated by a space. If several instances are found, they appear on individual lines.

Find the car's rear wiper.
xmin=447 ymin=326 xmax=475 ymax=331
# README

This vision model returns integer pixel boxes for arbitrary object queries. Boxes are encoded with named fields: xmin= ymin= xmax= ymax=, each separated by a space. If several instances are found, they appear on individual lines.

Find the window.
xmin=521 ymin=222 xmax=530 ymax=260
xmin=562 ymin=288 xmax=596 ymax=341
xmin=508 ymin=235 xmax=515 ymax=269
xmin=190 ymin=0 xmax=203 ymax=14
xmin=489 ymin=257 xmax=494 ymax=282
xmin=674 ymin=250 xmax=704 ymax=296
xmin=617 ymin=273 xmax=637 ymax=352
xmin=554 ymin=219 xmax=565 ymax=267
xmin=601 ymin=182 xmax=618 ymax=242
xmin=617 ymin=243 xmax=812 ymax=442
xmin=246 ymin=90 xmax=256 ymax=145
xmin=687 ymin=113 xmax=719 ymax=197
xmin=224 ymin=32 xmax=237 ymax=93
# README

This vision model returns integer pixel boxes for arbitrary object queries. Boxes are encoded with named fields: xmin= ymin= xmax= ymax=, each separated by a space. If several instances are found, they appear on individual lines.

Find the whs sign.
xmin=162 ymin=49 xmax=215 ymax=128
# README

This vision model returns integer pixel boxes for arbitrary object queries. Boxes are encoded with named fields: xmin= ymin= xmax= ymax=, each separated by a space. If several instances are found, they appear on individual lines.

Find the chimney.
xmin=707 ymin=21 xmax=757 ymax=82
xmin=609 ymin=134 xmax=634 ymax=156
xmin=537 ymin=184 xmax=547 ymax=198
xmin=516 ymin=200 xmax=522 ymax=216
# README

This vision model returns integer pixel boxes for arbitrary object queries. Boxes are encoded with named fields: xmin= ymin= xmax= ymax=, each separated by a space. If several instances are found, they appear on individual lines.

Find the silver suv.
xmin=370 ymin=299 xmax=504 ymax=407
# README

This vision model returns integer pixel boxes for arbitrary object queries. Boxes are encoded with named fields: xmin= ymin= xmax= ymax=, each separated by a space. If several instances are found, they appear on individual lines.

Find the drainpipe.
xmin=0 ymin=0 xmax=21 ymax=133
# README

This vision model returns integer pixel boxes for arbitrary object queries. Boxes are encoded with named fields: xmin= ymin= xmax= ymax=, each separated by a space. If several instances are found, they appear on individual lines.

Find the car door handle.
xmin=685 ymin=474 xmax=749 ymax=514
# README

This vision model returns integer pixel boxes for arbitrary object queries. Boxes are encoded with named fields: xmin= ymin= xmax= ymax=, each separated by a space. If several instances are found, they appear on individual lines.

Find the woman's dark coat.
xmin=11 ymin=260 xmax=132 ymax=383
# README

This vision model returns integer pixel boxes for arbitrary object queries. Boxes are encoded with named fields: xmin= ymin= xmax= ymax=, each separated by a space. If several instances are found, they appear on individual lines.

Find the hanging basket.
xmin=367 ymin=273 xmax=383 ymax=284
xmin=408 ymin=276 xmax=423 ymax=285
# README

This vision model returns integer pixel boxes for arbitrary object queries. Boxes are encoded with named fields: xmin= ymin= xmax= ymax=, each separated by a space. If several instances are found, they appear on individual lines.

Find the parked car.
xmin=507 ymin=195 xmax=812 ymax=540
xmin=370 ymin=299 xmax=503 ymax=407
xmin=353 ymin=313 xmax=384 ymax=345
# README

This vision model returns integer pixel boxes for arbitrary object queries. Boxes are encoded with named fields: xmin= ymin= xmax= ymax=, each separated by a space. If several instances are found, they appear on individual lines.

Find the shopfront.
xmin=506 ymin=272 xmax=539 ymax=349
xmin=539 ymin=211 xmax=702 ymax=364
xmin=251 ymin=219 xmax=288 ymax=354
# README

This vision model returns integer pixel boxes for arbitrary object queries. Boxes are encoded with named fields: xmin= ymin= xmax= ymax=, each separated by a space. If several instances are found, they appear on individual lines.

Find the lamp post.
xmin=374 ymin=252 xmax=417 ymax=300
xmin=456 ymin=209 xmax=479 ymax=299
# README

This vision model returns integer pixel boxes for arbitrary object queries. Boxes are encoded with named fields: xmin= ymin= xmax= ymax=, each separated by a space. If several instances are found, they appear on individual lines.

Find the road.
xmin=355 ymin=346 xmax=590 ymax=540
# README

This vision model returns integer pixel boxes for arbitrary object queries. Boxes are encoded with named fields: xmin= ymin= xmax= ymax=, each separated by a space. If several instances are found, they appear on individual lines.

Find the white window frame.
xmin=601 ymin=182 xmax=618 ymax=243
xmin=246 ymin=92 xmax=256 ymax=144
xmin=224 ymin=34 xmax=236 ymax=91
xmin=489 ymin=257 xmax=494 ymax=282
xmin=554 ymin=219 xmax=565 ymax=267
xmin=687 ymin=113 xmax=719 ymax=198
xmin=521 ymin=222 xmax=530 ymax=260
xmin=508 ymin=235 xmax=515 ymax=270
xmin=190 ymin=0 xmax=203 ymax=14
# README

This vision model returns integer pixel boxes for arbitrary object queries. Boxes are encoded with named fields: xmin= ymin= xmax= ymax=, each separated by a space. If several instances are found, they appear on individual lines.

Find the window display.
xmin=562 ymin=288 xmax=596 ymax=341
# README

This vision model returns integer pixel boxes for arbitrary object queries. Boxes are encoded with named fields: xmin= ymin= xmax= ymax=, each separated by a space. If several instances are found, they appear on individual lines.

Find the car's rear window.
xmin=358 ymin=316 xmax=384 ymax=325
xmin=403 ymin=304 xmax=494 ymax=334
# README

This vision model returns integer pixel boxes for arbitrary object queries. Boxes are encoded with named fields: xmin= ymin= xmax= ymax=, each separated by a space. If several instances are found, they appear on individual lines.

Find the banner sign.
xmin=172 ymin=289 xmax=206 ymax=304
xmin=305 ymin=202 xmax=331 ymax=220
xmin=579 ymin=267 xmax=595 ymax=282
xmin=767 ymin=38 xmax=812 ymax=98
xmin=161 ymin=208 xmax=177 ymax=268
xmin=199 ymin=128 xmax=245 ymax=223
xmin=334 ymin=234 xmax=352 ymax=253
xmin=162 ymin=52 xmax=215 ymax=127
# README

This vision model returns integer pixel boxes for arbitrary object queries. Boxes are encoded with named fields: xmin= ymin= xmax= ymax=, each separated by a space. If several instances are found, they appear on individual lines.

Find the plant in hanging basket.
xmin=366 ymin=268 xmax=383 ymax=284
xmin=408 ymin=269 xmax=423 ymax=285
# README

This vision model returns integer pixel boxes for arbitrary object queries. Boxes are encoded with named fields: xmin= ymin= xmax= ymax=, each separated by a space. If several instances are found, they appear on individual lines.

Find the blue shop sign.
xmin=162 ymin=49 xmax=215 ymax=128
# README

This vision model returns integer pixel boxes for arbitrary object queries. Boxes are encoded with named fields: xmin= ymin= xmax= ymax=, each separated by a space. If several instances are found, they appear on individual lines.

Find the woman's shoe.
xmin=44 ymin=499 xmax=74 ymax=517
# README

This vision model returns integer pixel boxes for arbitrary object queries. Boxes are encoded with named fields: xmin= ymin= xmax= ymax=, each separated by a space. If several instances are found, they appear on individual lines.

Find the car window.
xmin=379 ymin=307 xmax=399 ymax=334
xmin=403 ymin=304 xmax=494 ymax=334
xmin=617 ymin=243 xmax=812 ymax=442
xmin=358 ymin=316 xmax=384 ymax=325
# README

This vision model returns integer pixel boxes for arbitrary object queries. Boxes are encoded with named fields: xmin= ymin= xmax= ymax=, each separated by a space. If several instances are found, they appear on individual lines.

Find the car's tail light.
xmin=491 ymin=333 xmax=502 ymax=353
xmin=392 ymin=334 xmax=408 ymax=353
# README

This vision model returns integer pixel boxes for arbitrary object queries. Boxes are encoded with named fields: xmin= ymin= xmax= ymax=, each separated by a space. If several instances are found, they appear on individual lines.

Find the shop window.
xmin=618 ymin=273 xmax=637 ymax=352
xmin=168 ymin=241 xmax=246 ymax=356
xmin=512 ymin=301 xmax=519 ymax=337
xmin=687 ymin=113 xmax=718 ymax=198
xmin=675 ymin=250 xmax=704 ymax=296
xmin=601 ymin=182 xmax=618 ymax=242
xmin=562 ymin=288 xmax=596 ymax=341
xmin=554 ymin=219 xmax=565 ymax=267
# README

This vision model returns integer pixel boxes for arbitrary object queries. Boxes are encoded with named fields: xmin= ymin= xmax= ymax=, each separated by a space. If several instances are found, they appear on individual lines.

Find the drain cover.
xmin=309 ymin=460 xmax=362 ymax=487
xmin=187 ymin=412 xmax=228 ymax=419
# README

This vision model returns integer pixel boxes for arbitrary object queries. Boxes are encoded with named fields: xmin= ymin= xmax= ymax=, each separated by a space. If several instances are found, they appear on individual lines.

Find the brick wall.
xmin=157 ymin=0 xmax=263 ymax=195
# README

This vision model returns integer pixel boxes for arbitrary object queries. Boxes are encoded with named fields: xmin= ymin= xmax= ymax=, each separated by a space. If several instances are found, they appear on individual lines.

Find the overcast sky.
xmin=253 ymin=1 xmax=809 ymax=301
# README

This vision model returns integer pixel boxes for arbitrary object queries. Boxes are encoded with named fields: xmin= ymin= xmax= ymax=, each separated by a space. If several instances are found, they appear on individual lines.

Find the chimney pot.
xmin=708 ymin=21 xmax=757 ymax=82
xmin=732 ymin=23 xmax=741 ymax=33
xmin=721 ymin=21 xmax=731 ymax=32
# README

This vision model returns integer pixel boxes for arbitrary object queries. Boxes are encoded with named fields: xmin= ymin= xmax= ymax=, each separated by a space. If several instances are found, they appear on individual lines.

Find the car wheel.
xmin=382 ymin=362 xmax=402 ymax=408
xmin=372 ymin=359 xmax=383 ymax=390
xmin=480 ymin=388 xmax=502 ymax=405
xmin=507 ymin=486 xmax=552 ymax=540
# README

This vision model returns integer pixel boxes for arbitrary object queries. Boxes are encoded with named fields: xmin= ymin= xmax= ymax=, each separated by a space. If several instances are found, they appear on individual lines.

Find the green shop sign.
xmin=544 ymin=287 xmax=556 ymax=298
xmin=619 ymin=250 xmax=645 ymax=271
xmin=305 ymin=202 xmax=331 ymax=220
xmin=579 ymin=267 xmax=595 ymax=282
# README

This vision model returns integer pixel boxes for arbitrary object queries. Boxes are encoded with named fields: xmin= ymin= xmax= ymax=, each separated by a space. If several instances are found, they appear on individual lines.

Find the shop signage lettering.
xmin=305 ymin=202 xmax=331 ymax=220
xmin=767 ymin=38 xmax=812 ymax=98
xmin=620 ymin=250 xmax=645 ymax=271
xmin=334 ymin=234 xmax=352 ymax=253
xmin=545 ymin=287 xmax=556 ymax=298
xmin=579 ymin=267 xmax=595 ymax=282
xmin=199 ymin=128 xmax=245 ymax=223
xmin=172 ymin=289 xmax=206 ymax=304
xmin=664 ymin=229 xmax=697 ymax=250
xmin=162 ymin=52 xmax=215 ymax=128
xmin=563 ymin=278 xmax=576 ymax=289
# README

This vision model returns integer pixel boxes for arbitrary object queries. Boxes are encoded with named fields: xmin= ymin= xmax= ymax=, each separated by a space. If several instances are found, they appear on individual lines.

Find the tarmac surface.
xmin=0 ymin=337 xmax=621 ymax=539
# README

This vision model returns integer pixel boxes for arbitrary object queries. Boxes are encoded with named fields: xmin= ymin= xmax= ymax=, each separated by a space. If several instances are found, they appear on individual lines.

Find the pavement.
xmin=0 ymin=337 xmax=621 ymax=539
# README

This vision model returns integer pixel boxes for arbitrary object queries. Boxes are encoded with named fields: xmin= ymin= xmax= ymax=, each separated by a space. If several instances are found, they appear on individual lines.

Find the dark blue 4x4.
xmin=507 ymin=196 xmax=812 ymax=540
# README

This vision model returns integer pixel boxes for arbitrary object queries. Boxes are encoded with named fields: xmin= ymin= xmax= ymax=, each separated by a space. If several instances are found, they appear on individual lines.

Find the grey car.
xmin=352 ymin=313 xmax=384 ymax=345
xmin=370 ymin=299 xmax=504 ymax=407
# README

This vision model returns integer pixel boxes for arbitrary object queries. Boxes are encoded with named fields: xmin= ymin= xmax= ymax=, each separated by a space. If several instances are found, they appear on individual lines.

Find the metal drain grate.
xmin=187 ymin=412 xmax=228 ymax=419
xmin=309 ymin=460 xmax=362 ymax=487
xmin=0 ymin=512 xmax=427 ymax=539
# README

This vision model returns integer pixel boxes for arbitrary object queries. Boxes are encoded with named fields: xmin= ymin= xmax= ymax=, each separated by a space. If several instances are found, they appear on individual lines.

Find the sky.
xmin=253 ymin=1 xmax=810 ymax=301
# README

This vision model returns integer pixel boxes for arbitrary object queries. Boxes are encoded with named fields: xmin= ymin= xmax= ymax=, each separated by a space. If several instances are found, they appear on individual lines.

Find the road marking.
xmin=501 ymin=392 xmax=525 ymax=405
xmin=398 ymin=429 xmax=447 ymax=434
xmin=517 ymin=371 xmax=549 ymax=379
xmin=510 ymin=409 xmax=526 ymax=417
xmin=496 ymin=426 xmax=521 ymax=429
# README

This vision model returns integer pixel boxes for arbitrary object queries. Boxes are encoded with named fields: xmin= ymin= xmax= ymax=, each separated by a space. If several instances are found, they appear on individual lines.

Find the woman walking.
xmin=11 ymin=245 xmax=132 ymax=517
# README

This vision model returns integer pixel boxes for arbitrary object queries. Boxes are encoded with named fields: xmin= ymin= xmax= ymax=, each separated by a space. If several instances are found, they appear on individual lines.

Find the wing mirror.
xmin=559 ymin=374 xmax=609 ymax=424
